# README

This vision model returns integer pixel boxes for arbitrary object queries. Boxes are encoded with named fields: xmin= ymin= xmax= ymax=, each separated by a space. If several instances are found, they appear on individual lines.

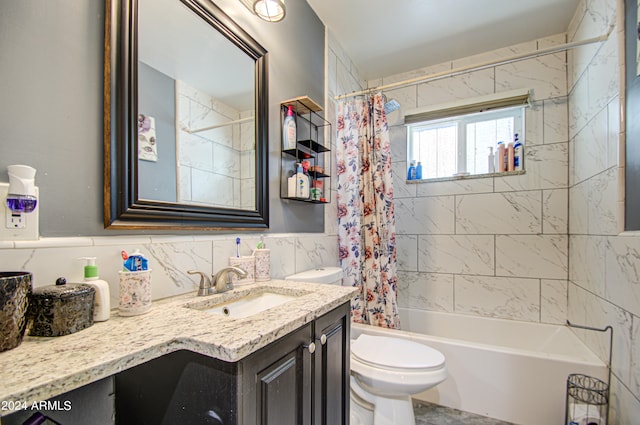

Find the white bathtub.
xmin=351 ymin=308 xmax=607 ymax=425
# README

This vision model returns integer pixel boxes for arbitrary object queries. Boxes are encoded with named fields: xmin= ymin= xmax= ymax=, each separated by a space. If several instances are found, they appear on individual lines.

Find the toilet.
xmin=285 ymin=267 xmax=448 ymax=425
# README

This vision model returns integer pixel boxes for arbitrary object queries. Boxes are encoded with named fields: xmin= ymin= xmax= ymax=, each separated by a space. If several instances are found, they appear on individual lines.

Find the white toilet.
xmin=285 ymin=267 xmax=448 ymax=425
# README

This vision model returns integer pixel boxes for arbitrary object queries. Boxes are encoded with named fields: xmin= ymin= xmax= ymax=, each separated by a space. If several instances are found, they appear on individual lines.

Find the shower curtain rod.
xmin=334 ymin=25 xmax=614 ymax=101
xmin=182 ymin=116 xmax=254 ymax=134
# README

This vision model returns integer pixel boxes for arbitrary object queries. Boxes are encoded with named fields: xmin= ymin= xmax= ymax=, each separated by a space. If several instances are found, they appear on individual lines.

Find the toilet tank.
xmin=285 ymin=267 xmax=343 ymax=285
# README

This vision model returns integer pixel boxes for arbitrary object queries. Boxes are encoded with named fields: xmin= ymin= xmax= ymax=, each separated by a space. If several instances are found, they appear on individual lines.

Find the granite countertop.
xmin=0 ymin=279 xmax=357 ymax=416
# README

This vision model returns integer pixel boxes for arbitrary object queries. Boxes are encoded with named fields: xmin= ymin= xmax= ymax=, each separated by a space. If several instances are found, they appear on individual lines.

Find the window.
xmin=407 ymin=106 xmax=524 ymax=180
xmin=404 ymin=89 xmax=529 ymax=181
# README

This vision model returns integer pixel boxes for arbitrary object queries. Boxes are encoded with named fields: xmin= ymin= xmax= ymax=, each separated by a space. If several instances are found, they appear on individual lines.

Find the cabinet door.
xmin=313 ymin=302 xmax=350 ymax=425
xmin=114 ymin=350 xmax=238 ymax=425
xmin=242 ymin=323 xmax=313 ymax=425
xmin=115 ymin=350 xmax=238 ymax=425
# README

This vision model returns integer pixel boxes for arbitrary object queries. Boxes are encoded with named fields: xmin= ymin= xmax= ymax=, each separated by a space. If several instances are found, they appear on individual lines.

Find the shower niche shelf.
xmin=280 ymin=96 xmax=332 ymax=204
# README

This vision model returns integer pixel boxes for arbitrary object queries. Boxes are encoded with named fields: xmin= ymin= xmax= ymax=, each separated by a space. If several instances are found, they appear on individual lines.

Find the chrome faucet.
xmin=188 ymin=267 xmax=248 ymax=296
xmin=212 ymin=266 xmax=247 ymax=293
xmin=187 ymin=270 xmax=212 ymax=296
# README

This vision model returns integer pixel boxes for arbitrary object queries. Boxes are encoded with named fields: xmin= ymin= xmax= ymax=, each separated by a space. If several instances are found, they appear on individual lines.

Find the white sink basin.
xmin=194 ymin=291 xmax=298 ymax=318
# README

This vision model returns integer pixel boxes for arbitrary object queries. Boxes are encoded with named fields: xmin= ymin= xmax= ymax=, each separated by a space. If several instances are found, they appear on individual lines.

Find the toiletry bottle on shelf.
xmin=295 ymin=163 xmax=309 ymax=198
xmin=407 ymin=161 xmax=416 ymax=180
xmin=513 ymin=133 xmax=523 ymax=171
xmin=287 ymin=172 xmax=297 ymax=197
xmin=507 ymin=142 xmax=515 ymax=171
xmin=282 ymin=105 xmax=297 ymax=150
xmin=496 ymin=141 xmax=506 ymax=172
xmin=488 ymin=146 xmax=495 ymax=173
xmin=415 ymin=162 xmax=423 ymax=179
xmin=79 ymin=257 xmax=110 ymax=321
xmin=311 ymin=179 xmax=323 ymax=201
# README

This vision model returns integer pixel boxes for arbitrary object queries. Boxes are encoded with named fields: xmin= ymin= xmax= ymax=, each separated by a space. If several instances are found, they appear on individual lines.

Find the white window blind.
xmin=404 ymin=88 xmax=530 ymax=124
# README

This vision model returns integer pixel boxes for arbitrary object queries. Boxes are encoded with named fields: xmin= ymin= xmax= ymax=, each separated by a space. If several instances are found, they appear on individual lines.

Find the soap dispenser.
xmin=295 ymin=163 xmax=309 ymax=198
xmin=79 ymin=257 xmax=110 ymax=321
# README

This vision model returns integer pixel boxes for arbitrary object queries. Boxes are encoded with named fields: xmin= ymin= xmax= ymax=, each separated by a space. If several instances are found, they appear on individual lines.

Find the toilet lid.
xmin=351 ymin=334 xmax=445 ymax=371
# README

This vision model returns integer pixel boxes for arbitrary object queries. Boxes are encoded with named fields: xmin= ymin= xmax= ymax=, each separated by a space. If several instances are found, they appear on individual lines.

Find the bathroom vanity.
xmin=117 ymin=302 xmax=350 ymax=424
xmin=0 ymin=280 xmax=356 ymax=425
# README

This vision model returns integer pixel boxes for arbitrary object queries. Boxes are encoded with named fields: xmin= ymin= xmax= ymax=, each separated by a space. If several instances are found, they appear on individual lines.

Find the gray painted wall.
xmin=138 ymin=61 xmax=178 ymax=203
xmin=0 ymin=0 xmax=325 ymax=236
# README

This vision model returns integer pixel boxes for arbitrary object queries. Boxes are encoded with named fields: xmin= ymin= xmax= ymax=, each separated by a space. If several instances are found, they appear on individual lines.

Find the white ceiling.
xmin=306 ymin=0 xmax=580 ymax=81
xmin=139 ymin=0 xmax=254 ymax=111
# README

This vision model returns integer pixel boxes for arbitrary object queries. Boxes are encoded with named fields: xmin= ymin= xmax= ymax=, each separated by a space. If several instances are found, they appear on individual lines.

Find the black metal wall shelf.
xmin=280 ymin=96 xmax=332 ymax=204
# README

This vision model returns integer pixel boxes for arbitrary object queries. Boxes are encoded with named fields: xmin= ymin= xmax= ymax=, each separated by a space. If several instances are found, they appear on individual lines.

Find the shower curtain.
xmin=336 ymin=93 xmax=400 ymax=328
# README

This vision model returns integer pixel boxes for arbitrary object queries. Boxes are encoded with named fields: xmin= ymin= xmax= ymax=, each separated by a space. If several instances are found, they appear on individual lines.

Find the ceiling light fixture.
xmin=252 ymin=0 xmax=285 ymax=22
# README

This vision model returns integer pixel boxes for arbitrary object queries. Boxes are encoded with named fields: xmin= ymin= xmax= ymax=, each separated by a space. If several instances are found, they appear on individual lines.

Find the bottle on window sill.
xmin=513 ymin=133 xmax=523 ymax=171
xmin=496 ymin=141 xmax=506 ymax=172
xmin=507 ymin=142 xmax=515 ymax=172
xmin=407 ymin=161 xmax=416 ymax=180
xmin=488 ymin=147 xmax=495 ymax=173
xmin=415 ymin=162 xmax=422 ymax=179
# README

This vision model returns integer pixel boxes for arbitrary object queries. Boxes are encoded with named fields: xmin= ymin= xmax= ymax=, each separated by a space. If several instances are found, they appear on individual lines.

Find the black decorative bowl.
xmin=0 ymin=271 xmax=33 ymax=352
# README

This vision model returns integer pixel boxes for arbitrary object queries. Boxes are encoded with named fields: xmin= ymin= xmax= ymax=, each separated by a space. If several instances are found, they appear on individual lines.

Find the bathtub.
xmin=351 ymin=308 xmax=607 ymax=425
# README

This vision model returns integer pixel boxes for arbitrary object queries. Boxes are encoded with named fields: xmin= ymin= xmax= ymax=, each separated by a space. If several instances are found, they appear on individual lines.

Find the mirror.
xmin=104 ymin=0 xmax=269 ymax=229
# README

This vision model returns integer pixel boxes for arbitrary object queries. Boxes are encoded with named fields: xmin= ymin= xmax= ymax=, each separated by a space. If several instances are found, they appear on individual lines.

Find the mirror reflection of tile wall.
xmin=177 ymin=80 xmax=255 ymax=210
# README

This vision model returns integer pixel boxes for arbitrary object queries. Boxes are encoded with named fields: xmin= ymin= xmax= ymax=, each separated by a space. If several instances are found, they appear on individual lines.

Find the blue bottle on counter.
xmin=415 ymin=162 xmax=423 ymax=179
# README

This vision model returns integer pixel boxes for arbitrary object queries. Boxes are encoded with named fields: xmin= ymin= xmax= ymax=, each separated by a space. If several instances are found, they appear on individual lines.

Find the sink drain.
xmin=222 ymin=307 xmax=231 ymax=316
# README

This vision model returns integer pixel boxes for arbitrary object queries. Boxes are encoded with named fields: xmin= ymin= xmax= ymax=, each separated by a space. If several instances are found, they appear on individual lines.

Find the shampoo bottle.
xmin=295 ymin=163 xmax=309 ymax=198
xmin=507 ymin=142 xmax=515 ymax=171
xmin=513 ymin=133 xmax=523 ymax=171
xmin=282 ymin=105 xmax=297 ymax=150
xmin=415 ymin=162 xmax=423 ymax=179
xmin=496 ymin=141 xmax=506 ymax=172
xmin=80 ymin=257 xmax=110 ymax=321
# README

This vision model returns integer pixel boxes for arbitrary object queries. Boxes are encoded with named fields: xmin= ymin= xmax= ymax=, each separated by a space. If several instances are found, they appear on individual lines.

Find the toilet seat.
xmin=351 ymin=334 xmax=445 ymax=372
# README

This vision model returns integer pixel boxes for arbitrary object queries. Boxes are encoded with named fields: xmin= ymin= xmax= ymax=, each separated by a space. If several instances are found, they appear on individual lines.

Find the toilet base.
xmin=350 ymin=376 xmax=417 ymax=425
xmin=350 ymin=388 xmax=374 ymax=425
xmin=372 ymin=396 xmax=415 ymax=425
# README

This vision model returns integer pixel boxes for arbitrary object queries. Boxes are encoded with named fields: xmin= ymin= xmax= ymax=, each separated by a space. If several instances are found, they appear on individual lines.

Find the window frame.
xmin=407 ymin=105 xmax=525 ymax=180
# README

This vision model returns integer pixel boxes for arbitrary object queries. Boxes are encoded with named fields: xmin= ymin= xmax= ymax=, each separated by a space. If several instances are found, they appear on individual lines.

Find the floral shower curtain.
xmin=336 ymin=93 xmax=400 ymax=328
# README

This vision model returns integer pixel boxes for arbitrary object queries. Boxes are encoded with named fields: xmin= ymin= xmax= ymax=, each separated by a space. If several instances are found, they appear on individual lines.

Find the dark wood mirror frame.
xmin=104 ymin=0 xmax=269 ymax=230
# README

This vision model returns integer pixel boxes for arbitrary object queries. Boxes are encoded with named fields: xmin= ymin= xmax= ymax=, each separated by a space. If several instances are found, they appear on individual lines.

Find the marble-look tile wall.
xmin=177 ymin=81 xmax=255 ymax=210
xmin=0 ymin=233 xmax=339 ymax=308
xmin=376 ymin=34 xmax=570 ymax=325
xmin=567 ymin=0 xmax=640 ymax=420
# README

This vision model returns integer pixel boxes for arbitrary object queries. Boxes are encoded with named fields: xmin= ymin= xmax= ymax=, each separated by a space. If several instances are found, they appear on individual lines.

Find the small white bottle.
xmin=488 ymin=147 xmax=495 ymax=173
xmin=282 ymin=105 xmax=297 ymax=150
xmin=80 ymin=257 xmax=110 ymax=321
xmin=287 ymin=174 xmax=297 ymax=197
xmin=295 ymin=163 xmax=309 ymax=198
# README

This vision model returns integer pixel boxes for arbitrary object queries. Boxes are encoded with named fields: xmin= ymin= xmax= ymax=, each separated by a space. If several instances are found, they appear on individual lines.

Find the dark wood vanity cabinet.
xmin=114 ymin=302 xmax=350 ymax=425
xmin=241 ymin=323 xmax=313 ymax=425
xmin=313 ymin=302 xmax=350 ymax=425
xmin=241 ymin=301 xmax=350 ymax=425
